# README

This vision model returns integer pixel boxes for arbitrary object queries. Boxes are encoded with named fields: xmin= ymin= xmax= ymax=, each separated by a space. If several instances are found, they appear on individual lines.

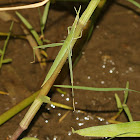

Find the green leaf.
xmin=123 ymin=104 xmax=133 ymax=122
xmin=41 ymin=1 xmax=50 ymax=34
xmin=115 ymin=93 xmax=122 ymax=109
xmin=33 ymin=43 xmax=63 ymax=49
xmin=73 ymin=121 xmax=140 ymax=137
xmin=127 ymin=0 xmax=140 ymax=8
xmin=123 ymin=81 xmax=129 ymax=104
xmin=16 ymin=12 xmax=42 ymax=45
xmin=0 ymin=21 xmax=13 ymax=69
xmin=21 ymin=137 xmax=39 ymax=140
xmin=2 ymin=58 xmax=12 ymax=64
xmin=54 ymin=85 xmax=140 ymax=93
xmin=39 ymin=95 xmax=51 ymax=103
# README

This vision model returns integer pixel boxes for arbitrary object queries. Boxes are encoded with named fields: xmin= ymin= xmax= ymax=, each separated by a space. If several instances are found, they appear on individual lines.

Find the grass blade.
xmin=0 ymin=21 xmax=13 ymax=69
xmin=72 ymin=121 xmax=140 ymax=137
xmin=54 ymin=85 xmax=140 ymax=93
xmin=2 ymin=58 xmax=12 ymax=64
xmin=41 ymin=1 xmax=50 ymax=35
xmin=127 ymin=0 xmax=140 ymax=8
xmin=123 ymin=104 xmax=133 ymax=122
xmin=33 ymin=43 xmax=63 ymax=49
xmin=39 ymin=95 xmax=73 ymax=110
xmin=115 ymin=93 xmax=122 ymax=109
xmin=123 ymin=81 xmax=129 ymax=104
xmin=21 ymin=137 xmax=39 ymax=140
xmin=16 ymin=12 xmax=42 ymax=45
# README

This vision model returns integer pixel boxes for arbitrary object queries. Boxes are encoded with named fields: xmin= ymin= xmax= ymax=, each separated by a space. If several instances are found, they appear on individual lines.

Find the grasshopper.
xmin=33 ymin=7 xmax=81 ymax=110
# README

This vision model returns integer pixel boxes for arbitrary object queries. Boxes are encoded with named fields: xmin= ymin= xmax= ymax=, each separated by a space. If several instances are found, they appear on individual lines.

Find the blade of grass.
xmin=16 ymin=12 xmax=43 ymax=46
xmin=33 ymin=43 xmax=63 ymax=62
xmin=0 ymin=90 xmax=39 ymax=125
xmin=0 ymin=21 xmax=13 ymax=69
xmin=33 ymin=43 xmax=63 ymax=49
xmin=127 ymin=0 xmax=140 ymax=8
xmin=115 ymin=93 xmax=122 ymax=109
xmin=39 ymin=95 xmax=73 ymax=110
xmin=2 ymin=58 xmax=12 ymax=64
xmin=0 ymin=91 xmax=9 ymax=95
xmin=21 ymin=137 xmax=39 ymax=140
xmin=123 ymin=81 xmax=129 ymax=104
xmin=123 ymin=104 xmax=133 ymax=122
xmin=41 ymin=1 xmax=50 ymax=35
xmin=72 ymin=121 xmax=140 ymax=137
xmin=54 ymin=85 xmax=140 ymax=93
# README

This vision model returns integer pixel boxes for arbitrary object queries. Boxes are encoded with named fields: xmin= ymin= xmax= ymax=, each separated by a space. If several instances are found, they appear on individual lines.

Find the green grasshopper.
xmin=33 ymin=7 xmax=81 ymax=110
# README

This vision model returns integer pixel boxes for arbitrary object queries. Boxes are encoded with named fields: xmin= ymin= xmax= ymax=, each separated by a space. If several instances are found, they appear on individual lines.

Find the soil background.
xmin=0 ymin=0 xmax=140 ymax=140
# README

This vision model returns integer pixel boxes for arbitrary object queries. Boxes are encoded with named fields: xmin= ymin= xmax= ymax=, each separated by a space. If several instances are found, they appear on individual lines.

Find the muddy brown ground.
xmin=0 ymin=0 xmax=140 ymax=140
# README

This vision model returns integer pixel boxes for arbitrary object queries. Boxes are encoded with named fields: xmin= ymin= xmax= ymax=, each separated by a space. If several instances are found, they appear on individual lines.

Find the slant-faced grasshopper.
xmin=33 ymin=7 xmax=81 ymax=110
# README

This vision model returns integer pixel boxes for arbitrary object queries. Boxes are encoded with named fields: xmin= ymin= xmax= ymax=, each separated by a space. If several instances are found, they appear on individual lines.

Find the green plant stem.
xmin=0 ymin=91 xmax=39 ymax=125
xmin=11 ymin=0 xmax=100 ymax=139
xmin=0 ymin=22 xmax=13 ymax=69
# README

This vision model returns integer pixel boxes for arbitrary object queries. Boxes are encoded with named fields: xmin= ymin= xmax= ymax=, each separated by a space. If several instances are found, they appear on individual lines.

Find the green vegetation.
xmin=0 ymin=0 xmax=140 ymax=139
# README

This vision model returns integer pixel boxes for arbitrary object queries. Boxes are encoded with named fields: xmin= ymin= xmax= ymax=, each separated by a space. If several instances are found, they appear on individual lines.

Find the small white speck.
xmin=58 ymin=113 xmax=61 ymax=116
xmin=87 ymin=76 xmax=91 ymax=79
xmin=97 ymin=117 xmax=104 ymax=122
xmin=76 ymin=82 xmax=79 ymax=85
xmin=45 ymin=120 xmax=48 ymax=123
xmin=102 ymin=65 xmax=105 ymax=68
xmin=116 ymin=71 xmax=119 ymax=74
xmin=78 ymin=123 xmax=84 ymax=126
xmin=82 ymin=51 xmax=85 ymax=55
xmin=109 ymin=69 xmax=113 ymax=73
xmin=106 ymin=121 xmax=109 ymax=124
xmin=84 ymin=117 xmax=90 ymax=120
xmin=68 ymin=131 xmax=72 ymax=136
xmin=96 ymin=25 xmax=99 ymax=28
xmin=76 ymin=117 xmax=79 ymax=120
xmin=126 ymin=70 xmax=129 ymax=73
xmin=101 ymin=81 xmax=105 ymax=84
xmin=66 ymin=98 xmax=69 ymax=101
xmin=75 ymin=102 xmax=78 ymax=104
xmin=99 ymin=51 xmax=102 ymax=54
xmin=51 ymin=104 xmax=55 ymax=108
xmin=61 ymin=94 xmax=64 ymax=97
xmin=111 ymin=61 xmax=115 ymax=65
xmin=77 ymin=110 xmax=81 ymax=113
xmin=129 ymin=67 xmax=133 ymax=72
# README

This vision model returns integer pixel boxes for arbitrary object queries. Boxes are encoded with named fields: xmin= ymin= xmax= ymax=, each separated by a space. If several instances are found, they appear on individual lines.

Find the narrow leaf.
xmin=54 ymin=85 xmax=140 ymax=93
xmin=39 ymin=95 xmax=51 ymax=103
xmin=115 ymin=93 xmax=122 ymax=109
xmin=123 ymin=81 xmax=129 ymax=104
xmin=39 ymin=95 xmax=73 ymax=110
xmin=127 ymin=0 xmax=140 ymax=8
xmin=41 ymin=1 xmax=50 ymax=33
xmin=123 ymin=104 xmax=133 ymax=122
xmin=73 ymin=121 xmax=140 ymax=137
xmin=33 ymin=43 xmax=63 ymax=49
xmin=16 ymin=12 xmax=42 ymax=45
xmin=0 ymin=21 xmax=13 ymax=69
xmin=2 ymin=58 xmax=12 ymax=64
xmin=21 ymin=137 xmax=39 ymax=140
